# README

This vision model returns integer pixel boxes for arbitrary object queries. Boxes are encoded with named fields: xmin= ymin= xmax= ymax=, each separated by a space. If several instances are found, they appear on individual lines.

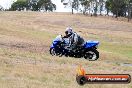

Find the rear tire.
xmin=84 ymin=49 xmax=99 ymax=61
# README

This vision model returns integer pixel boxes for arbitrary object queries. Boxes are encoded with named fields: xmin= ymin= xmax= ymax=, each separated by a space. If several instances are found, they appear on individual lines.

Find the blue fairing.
xmin=50 ymin=41 xmax=59 ymax=48
xmin=84 ymin=40 xmax=99 ymax=48
xmin=50 ymin=37 xmax=61 ymax=48
xmin=50 ymin=43 xmax=54 ymax=48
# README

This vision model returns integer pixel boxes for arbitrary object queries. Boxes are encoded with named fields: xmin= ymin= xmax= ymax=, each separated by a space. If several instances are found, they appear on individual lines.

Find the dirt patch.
xmin=0 ymin=42 xmax=49 ymax=54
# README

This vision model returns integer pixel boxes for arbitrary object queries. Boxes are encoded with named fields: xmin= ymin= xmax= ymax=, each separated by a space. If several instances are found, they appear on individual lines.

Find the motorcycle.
xmin=49 ymin=35 xmax=99 ymax=61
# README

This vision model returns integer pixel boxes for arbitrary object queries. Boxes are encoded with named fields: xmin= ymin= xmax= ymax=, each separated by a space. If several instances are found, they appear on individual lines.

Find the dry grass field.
xmin=0 ymin=11 xmax=132 ymax=88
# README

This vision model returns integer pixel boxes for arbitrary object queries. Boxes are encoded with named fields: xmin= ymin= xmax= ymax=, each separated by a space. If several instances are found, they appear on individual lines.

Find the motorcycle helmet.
xmin=65 ymin=27 xmax=73 ymax=36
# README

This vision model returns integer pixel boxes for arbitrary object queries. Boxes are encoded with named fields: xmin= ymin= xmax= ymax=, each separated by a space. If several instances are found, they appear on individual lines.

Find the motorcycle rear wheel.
xmin=84 ymin=49 xmax=99 ymax=61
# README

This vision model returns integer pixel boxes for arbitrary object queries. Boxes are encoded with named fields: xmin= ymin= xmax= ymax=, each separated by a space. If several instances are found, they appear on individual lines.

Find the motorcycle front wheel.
xmin=49 ymin=48 xmax=63 ymax=57
xmin=50 ymin=48 xmax=56 ymax=56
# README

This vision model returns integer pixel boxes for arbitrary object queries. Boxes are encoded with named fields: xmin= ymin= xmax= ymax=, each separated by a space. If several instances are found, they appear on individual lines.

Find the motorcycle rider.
xmin=64 ymin=27 xmax=85 ymax=50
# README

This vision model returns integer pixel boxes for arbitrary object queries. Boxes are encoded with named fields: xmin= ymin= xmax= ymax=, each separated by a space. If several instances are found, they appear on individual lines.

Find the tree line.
xmin=10 ymin=0 xmax=56 ymax=12
xmin=62 ymin=0 xmax=132 ymax=17
xmin=9 ymin=0 xmax=132 ymax=20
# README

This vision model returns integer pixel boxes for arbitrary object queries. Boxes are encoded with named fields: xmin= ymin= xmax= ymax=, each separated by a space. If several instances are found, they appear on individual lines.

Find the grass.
xmin=0 ymin=11 xmax=132 ymax=88
xmin=100 ymin=42 xmax=132 ymax=58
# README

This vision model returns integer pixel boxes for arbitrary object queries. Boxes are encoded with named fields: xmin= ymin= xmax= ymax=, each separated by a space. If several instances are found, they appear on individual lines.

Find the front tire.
xmin=49 ymin=48 xmax=63 ymax=57
xmin=50 ymin=48 xmax=56 ymax=56
xmin=84 ymin=49 xmax=99 ymax=61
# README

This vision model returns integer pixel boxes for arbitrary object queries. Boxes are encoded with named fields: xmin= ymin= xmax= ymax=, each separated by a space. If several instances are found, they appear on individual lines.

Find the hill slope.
xmin=0 ymin=11 xmax=132 ymax=88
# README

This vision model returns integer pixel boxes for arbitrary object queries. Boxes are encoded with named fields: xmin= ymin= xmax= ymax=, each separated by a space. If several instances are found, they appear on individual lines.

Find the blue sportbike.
xmin=50 ymin=35 xmax=99 ymax=61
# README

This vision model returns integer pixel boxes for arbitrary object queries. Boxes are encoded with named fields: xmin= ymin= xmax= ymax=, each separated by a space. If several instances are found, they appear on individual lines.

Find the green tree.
xmin=126 ymin=0 xmax=132 ymax=21
xmin=80 ymin=0 xmax=98 ymax=16
xmin=93 ymin=0 xmax=98 ymax=16
xmin=105 ymin=0 xmax=127 ymax=17
xmin=37 ymin=0 xmax=56 ymax=12
xmin=99 ymin=0 xmax=104 ymax=15
xmin=61 ymin=0 xmax=80 ymax=14
xmin=10 ymin=0 xmax=27 ymax=11
xmin=27 ymin=0 xmax=39 ymax=11
xmin=105 ymin=0 xmax=111 ymax=15
xmin=80 ymin=0 xmax=91 ymax=15
xmin=10 ymin=0 xmax=56 ymax=12
xmin=73 ymin=0 xmax=80 ymax=12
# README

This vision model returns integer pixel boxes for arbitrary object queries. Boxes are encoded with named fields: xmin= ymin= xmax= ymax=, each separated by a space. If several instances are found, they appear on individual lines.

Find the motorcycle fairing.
xmin=84 ymin=40 xmax=99 ymax=48
xmin=50 ymin=35 xmax=63 ymax=48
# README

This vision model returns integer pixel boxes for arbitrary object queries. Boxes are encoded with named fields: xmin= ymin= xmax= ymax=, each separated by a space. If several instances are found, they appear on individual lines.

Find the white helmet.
xmin=65 ymin=27 xmax=73 ymax=36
